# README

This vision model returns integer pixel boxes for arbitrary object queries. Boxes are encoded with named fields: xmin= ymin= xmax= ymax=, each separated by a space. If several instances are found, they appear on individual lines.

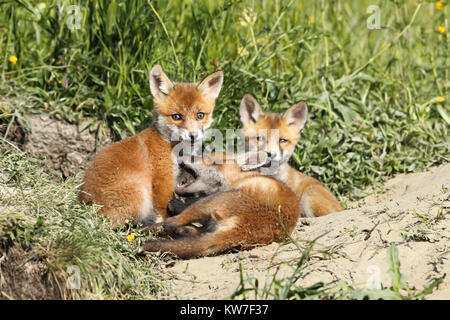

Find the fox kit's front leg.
xmin=142 ymin=193 xmax=241 ymax=258
xmin=161 ymin=194 xmax=222 ymax=234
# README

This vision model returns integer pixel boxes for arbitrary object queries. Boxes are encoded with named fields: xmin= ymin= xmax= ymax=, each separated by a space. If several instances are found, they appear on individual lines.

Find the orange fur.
xmin=78 ymin=65 xmax=223 ymax=226
xmin=141 ymin=155 xmax=300 ymax=259
xmin=239 ymin=94 xmax=344 ymax=217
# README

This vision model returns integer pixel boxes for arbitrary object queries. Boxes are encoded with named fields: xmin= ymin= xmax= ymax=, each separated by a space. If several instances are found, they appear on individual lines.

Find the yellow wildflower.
xmin=9 ymin=55 xmax=18 ymax=65
xmin=118 ymin=3 xmax=124 ymax=7
xmin=435 ymin=1 xmax=443 ymax=10
xmin=437 ymin=26 xmax=446 ymax=34
xmin=58 ymin=80 xmax=62 ymax=84
xmin=309 ymin=16 xmax=315 ymax=24
xmin=436 ymin=97 xmax=446 ymax=102
xmin=298 ymin=3 xmax=303 ymax=10
xmin=139 ymin=40 xmax=143 ymax=46
xmin=127 ymin=233 xmax=135 ymax=241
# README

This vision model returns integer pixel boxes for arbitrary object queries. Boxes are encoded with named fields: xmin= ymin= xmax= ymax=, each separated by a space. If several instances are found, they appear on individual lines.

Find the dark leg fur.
xmin=142 ymin=231 xmax=235 ymax=259
xmin=167 ymin=196 xmax=203 ymax=216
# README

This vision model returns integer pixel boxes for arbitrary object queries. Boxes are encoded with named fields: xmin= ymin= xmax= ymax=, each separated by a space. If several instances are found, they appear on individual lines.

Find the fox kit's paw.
xmin=163 ymin=220 xmax=202 ymax=237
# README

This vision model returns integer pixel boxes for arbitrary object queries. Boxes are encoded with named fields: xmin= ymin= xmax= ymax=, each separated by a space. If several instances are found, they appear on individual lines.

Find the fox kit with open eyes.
xmin=141 ymin=153 xmax=300 ymax=259
xmin=239 ymin=94 xmax=344 ymax=217
xmin=78 ymin=65 xmax=223 ymax=226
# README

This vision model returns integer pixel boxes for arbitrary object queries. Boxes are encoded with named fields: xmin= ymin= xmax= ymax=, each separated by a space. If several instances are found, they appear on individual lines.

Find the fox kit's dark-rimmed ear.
xmin=149 ymin=64 xmax=174 ymax=99
xmin=283 ymin=101 xmax=308 ymax=131
xmin=197 ymin=70 xmax=224 ymax=101
xmin=239 ymin=94 xmax=263 ymax=125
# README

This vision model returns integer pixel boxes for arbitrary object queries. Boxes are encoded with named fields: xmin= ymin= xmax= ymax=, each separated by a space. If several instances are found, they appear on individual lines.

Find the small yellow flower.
xmin=58 ymin=80 xmax=62 ymax=84
xmin=139 ymin=40 xmax=143 ymax=46
xmin=118 ymin=3 xmax=124 ymax=7
xmin=436 ymin=97 xmax=446 ymax=102
xmin=435 ymin=1 xmax=443 ymax=10
xmin=8 ymin=55 xmax=18 ymax=65
xmin=297 ymin=3 xmax=303 ymax=10
xmin=437 ymin=25 xmax=446 ymax=34
xmin=309 ymin=16 xmax=315 ymax=24
xmin=127 ymin=232 xmax=135 ymax=241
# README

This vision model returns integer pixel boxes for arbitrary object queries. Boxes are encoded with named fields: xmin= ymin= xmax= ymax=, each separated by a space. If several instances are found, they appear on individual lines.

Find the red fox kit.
xmin=141 ymin=153 xmax=300 ymax=259
xmin=239 ymin=94 xmax=344 ymax=217
xmin=78 ymin=65 xmax=223 ymax=226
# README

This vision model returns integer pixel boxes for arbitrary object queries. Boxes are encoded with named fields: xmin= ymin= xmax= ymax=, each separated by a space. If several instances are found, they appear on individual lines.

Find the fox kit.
xmin=78 ymin=65 xmax=223 ymax=227
xmin=239 ymin=94 xmax=344 ymax=217
xmin=141 ymin=153 xmax=300 ymax=259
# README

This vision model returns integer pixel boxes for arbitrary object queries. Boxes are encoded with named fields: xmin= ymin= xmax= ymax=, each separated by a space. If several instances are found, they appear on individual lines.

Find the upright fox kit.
xmin=239 ymin=94 xmax=344 ymax=217
xmin=141 ymin=153 xmax=300 ymax=259
xmin=78 ymin=65 xmax=223 ymax=226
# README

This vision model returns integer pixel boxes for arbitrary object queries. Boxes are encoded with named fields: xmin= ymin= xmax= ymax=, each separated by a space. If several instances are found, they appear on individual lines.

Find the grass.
xmin=0 ymin=0 xmax=448 ymax=200
xmin=230 ymin=240 xmax=445 ymax=300
xmin=0 ymin=143 xmax=164 ymax=299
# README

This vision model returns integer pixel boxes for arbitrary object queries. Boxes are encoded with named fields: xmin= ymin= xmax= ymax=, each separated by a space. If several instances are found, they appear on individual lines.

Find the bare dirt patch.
xmin=157 ymin=164 xmax=450 ymax=300
xmin=1 ymin=105 xmax=112 ymax=180
xmin=0 ymin=244 xmax=62 ymax=300
xmin=20 ymin=114 xmax=112 ymax=179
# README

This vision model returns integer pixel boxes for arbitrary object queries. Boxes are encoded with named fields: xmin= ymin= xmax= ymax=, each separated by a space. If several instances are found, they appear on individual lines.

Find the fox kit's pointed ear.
xmin=239 ymin=94 xmax=263 ymax=125
xmin=149 ymin=64 xmax=174 ymax=98
xmin=283 ymin=101 xmax=308 ymax=131
xmin=197 ymin=70 xmax=224 ymax=101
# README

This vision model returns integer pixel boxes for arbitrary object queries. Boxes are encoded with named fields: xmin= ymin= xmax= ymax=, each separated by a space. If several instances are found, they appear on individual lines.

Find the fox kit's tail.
xmin=142 ymin=230 xmax=239 ymax=259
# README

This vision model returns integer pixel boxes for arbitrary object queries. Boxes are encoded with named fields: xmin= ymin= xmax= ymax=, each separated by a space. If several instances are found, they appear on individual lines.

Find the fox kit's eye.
xmin=197 ymin=112 xmax=205 ymax=120
xmin=171 ymin=114 xmax=183 ymax=121
xmin=279 ymin=138 xmax=288 ymax=143
xmin=256 ymin=136 xmax=265 ymax=142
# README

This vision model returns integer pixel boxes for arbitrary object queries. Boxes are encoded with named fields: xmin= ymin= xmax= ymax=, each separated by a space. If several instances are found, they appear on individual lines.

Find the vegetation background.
xmin=0 ymin=0 xmax=448 ymax=299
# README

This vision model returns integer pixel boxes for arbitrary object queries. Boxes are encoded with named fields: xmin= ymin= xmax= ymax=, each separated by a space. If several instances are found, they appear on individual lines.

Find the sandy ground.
xmin=156 ymin=163 xmax=450 ymax=300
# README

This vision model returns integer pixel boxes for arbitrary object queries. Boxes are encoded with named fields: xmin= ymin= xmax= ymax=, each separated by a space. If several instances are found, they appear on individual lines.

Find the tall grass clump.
xmin=0 ymin=0 xmax=448 ymax=199
xmin=0 ymin=143 xmax=164 ymax=299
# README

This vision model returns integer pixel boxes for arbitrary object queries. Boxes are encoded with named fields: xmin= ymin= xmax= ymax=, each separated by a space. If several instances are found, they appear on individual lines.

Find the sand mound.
xmin=159 ymin=163 xmax=450 ymax=299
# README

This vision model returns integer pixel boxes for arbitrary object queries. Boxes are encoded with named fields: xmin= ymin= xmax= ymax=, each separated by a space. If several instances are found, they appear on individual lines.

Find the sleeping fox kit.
xmin=78 ymin=65 xmax=224 ymax=227
xmin=141 ymin=153 xmax=300 ymax=259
